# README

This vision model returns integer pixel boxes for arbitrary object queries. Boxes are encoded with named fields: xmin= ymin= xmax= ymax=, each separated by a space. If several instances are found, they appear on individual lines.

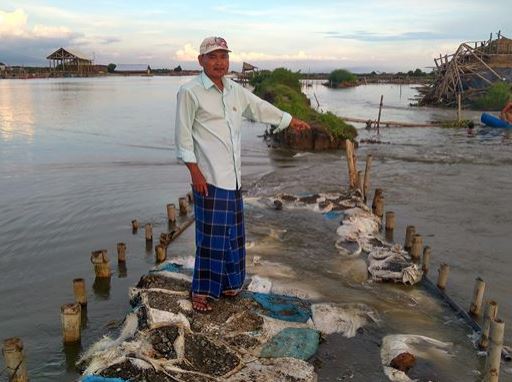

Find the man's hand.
xmin=289 ymin=117 xmax=311 ymax=131
xmin=185 ymin=163 xmax=208 ymax=196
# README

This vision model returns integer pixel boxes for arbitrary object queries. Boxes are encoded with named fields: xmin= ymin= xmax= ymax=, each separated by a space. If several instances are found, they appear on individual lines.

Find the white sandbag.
xmin=226 ymin=357 xmax=317 ymax=382
xmin=381 ymin=334 xmax=452 ymax=381
xmin=311 ymin=303 xmax=378 ymax=338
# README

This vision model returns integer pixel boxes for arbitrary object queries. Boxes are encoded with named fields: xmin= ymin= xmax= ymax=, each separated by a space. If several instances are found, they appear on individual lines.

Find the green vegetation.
xmin=327 ymin=69 xmax=358 ymax=87
xmin=107 ymin=63 xmax=116 ymax=73
xmin=441 ymin=119 xmax=473 ymax=129
xmin=473 ymin=82 xmax=512 ymax=110
xmin=251 ymin=68 xmax=357 ymax=140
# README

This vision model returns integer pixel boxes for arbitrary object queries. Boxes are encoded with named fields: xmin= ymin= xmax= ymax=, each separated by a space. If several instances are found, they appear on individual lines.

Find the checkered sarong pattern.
xmin=192 ymin=184 xmax=246 ymax=299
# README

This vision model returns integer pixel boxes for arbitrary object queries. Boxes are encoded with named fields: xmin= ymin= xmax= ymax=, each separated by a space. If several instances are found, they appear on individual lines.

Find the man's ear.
xmin=197 ymin=55 xmax=204 ymax=68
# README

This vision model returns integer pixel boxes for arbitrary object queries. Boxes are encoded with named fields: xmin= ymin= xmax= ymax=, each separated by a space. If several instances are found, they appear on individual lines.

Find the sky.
xmin=0 ymin=0 xmax=510 ymax=73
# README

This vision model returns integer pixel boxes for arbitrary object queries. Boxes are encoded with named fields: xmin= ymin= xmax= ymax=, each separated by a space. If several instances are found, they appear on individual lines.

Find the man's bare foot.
xmin=191 ymin=293 xmax=212 ymax=313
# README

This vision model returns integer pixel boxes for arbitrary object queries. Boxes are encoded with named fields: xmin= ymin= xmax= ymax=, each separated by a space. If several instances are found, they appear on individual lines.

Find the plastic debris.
xmin=260 ymin=328 xmax=320 ymax=360
xmin=250 ymin=292 xmax=312 ymax=323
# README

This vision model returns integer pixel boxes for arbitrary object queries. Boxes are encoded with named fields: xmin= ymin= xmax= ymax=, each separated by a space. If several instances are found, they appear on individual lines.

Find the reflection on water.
xmin=1 ymin=77 xmax=510 ymax=380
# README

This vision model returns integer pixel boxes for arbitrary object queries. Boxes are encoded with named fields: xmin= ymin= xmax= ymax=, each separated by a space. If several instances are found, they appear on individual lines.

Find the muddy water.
xmin=0 ymin=77 xmax=510 ymax=380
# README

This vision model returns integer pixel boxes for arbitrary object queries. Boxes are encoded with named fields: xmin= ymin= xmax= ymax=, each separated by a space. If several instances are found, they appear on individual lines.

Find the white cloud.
xmin=0 ymin=8 xmax=74 ymax=39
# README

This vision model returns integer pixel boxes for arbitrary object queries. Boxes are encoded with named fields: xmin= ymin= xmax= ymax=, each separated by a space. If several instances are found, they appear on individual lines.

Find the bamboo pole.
xmin=410 ymin=234 xmax=423 ymax=262
xmin=131 ymin=219 xmax=139 ymax=233
xmin=117 ymin=242 xmax=127 ymax=263
xmin=155 ymin=244 xmax=166 ymax=263
xmin=145 ymin=223 xmax=153 ymax=241
xmin=422 ymin=246 xmax=431 ymax=274
xmin=404 ymin=225 xmax=416 ymax=252
xmin=375 ymin=95 xmax=384 ymax=135
xmin=357 ymin=171 xmax=364 ymax=195
xmin=2 ymin=337 xmax=28 ymax=382
xmin=344 ymin=140 xmax=357 ymax=189
xmin=73 ymin=278 xmax=87 ymax=306
xmin=437 ymin=263 xmax=450 ymax=289
xmin=90 ymin=250 xmax=111 ymax=278
xmin=61 ymin=303 xmax=81 ymax=343
xmin=457 ymin=93 xmax=462 ymax=122
xmin=469 ymin=277 xmax=486 ymax=316
xmin=479 ymin=301 xmax=499 ymax=350
xmin=179 ymin=197 xmax=188 ymax=216
xmin=166 ymin=203 xmax=177 ymax=224
xmin=371 ymin=188 xmax=384 ymax=220
xmin=363 ymin=155 xmax=372 ymax=201
xmin=385 ymin=211 xmax=395 ymax=231
xmin=484 ymin=318 xmax=505 ymax=382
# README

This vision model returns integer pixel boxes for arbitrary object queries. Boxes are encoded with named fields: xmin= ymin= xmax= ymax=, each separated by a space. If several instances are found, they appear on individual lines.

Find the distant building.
xmin=0 ymin=62 xmax=6 ymax=72
xmin=47 ymin=48 xmax=93 ymax=75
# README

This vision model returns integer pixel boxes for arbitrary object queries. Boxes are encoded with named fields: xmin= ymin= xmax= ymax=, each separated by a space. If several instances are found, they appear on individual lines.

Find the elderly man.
xmin=175 ymin=36 xmax=310 ymax=312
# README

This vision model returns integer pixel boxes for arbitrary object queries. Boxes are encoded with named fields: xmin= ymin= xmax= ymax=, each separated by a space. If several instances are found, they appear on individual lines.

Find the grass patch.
xmin=473 ymin=82 xmax=512 ymax=110
xmin=441 ymin=120 xmax=474 ymax=129
xmin=251 ymin=68 xmax=357 ymax=141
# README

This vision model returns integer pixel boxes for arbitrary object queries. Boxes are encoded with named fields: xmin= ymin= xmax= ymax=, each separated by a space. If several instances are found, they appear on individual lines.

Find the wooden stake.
xmin=437 ymin=263 xmax=449 ymax=289
xmin=357 ymin=171 xmax=364 ymax=195
xmin=166 ymin=203 xmax=177 ymax=224
xmin=376 ymin=95 xmax=384 ymax=135
xmin=90 ymin=250 xmax=111 ymax=278
xmin=484 ymin=318 xmax=505 ymax=382
xmin=363 ymin=154 xmax=372 ymax=201
xmin=457 ymin=93 xmax=462 ymax=122
xmin=61 ymin=303 xmax=81 ymax=343
xmin=410 ymin=234 xmax=423 ymax=262
xmin=145 ymin=223 xmax=153 ymax=241
xmin=117 ymin=242 xmax=127 ymax=263
xmin=187 ymin=192 xmax=194 ymax=204
xmin=131 ymin=219 xmax=139 ymax=233
xmin=72 ymin=278 xmax=87 ymax=306
xmin=179 ymin=197 xmax=189 ymax=216
xmin=479 ymin=301 xmax=499 ymax=350
xmin=155 ymin=244 xmax=166 ymax=263
xmin=404 ymin=225 xmax=416 ymax=252
xmin=344 ymin=140 xmax=357 ymax=189
xmin=2 ymin=337 xmax=28 ymax=382
xmin=371 ymin=188 xmax=383 ymax=215
xmin=385 ymin=211 xmax=395 ymax=231
xmin=469 ymin=277 xmax=486 ymax=316
xmin=422 ymin=246 xmax=431 ymax=274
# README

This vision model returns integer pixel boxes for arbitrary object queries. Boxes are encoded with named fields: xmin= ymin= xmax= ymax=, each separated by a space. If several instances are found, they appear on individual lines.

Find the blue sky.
xmin=0 ymin=0 xmax=510 ymax=72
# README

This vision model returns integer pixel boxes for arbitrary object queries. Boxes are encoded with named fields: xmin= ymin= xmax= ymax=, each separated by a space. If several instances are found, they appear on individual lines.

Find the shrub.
xmin=473 ymin=82 xmax=512 ymax=110
xmin=328 ymin=69 xmax=357 ymax=87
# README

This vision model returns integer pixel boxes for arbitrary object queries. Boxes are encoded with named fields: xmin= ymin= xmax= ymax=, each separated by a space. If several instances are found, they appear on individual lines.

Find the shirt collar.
xmin=200 ymin=71 xmax=231 ymax=91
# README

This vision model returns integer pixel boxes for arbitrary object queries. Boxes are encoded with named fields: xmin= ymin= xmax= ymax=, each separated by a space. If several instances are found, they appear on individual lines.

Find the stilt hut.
xmin=420 ymin=32 xmax=512 ymax=106
xmin=47 ymin=48 xmax=93 ymax=75
xmin=237 ymin=62 xmax=258 ymax=86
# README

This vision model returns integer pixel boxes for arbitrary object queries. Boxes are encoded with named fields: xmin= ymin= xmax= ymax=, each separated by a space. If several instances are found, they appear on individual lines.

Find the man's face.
xmin=198 ymin=50 xmax=229 ymax=82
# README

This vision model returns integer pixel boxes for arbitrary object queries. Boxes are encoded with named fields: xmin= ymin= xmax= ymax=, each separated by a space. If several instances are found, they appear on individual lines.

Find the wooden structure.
xmin=236 ymin=61 xmax=258 ymax=85
xmin=420 ymin=32 xmax=512 ymax=106
xmin=47 ymin=48 xmax=93 ymax=75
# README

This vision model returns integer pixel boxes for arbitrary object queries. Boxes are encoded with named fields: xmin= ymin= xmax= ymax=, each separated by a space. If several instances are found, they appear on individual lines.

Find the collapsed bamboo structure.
xmin=420 ymin=31 xmax=512 ymax=106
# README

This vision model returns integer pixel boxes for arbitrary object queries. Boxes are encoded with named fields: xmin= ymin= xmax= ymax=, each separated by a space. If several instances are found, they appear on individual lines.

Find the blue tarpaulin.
xmin=150 ymin=262 xmax=183 ymax=273
xmin=249 ymin=292 xmax=311 ymax=323
xmin=260 ymin=328 xmax=320 ymax=360
xmin=81 ymin=376 xmax=127 ymax=382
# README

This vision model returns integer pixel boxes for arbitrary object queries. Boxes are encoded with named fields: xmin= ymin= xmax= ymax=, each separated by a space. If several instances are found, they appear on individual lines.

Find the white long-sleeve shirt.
xmin=175 ymin=72 xmax=292 ymax=190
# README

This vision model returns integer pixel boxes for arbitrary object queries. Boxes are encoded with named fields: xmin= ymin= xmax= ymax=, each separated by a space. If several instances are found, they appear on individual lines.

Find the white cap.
xmin=199 ymin=36 xmax=231 ymax=55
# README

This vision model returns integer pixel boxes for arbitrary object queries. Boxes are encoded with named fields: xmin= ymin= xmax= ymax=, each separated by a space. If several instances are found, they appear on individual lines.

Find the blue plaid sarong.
xmin=192 ymin=184 xmax=246 ymax=299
